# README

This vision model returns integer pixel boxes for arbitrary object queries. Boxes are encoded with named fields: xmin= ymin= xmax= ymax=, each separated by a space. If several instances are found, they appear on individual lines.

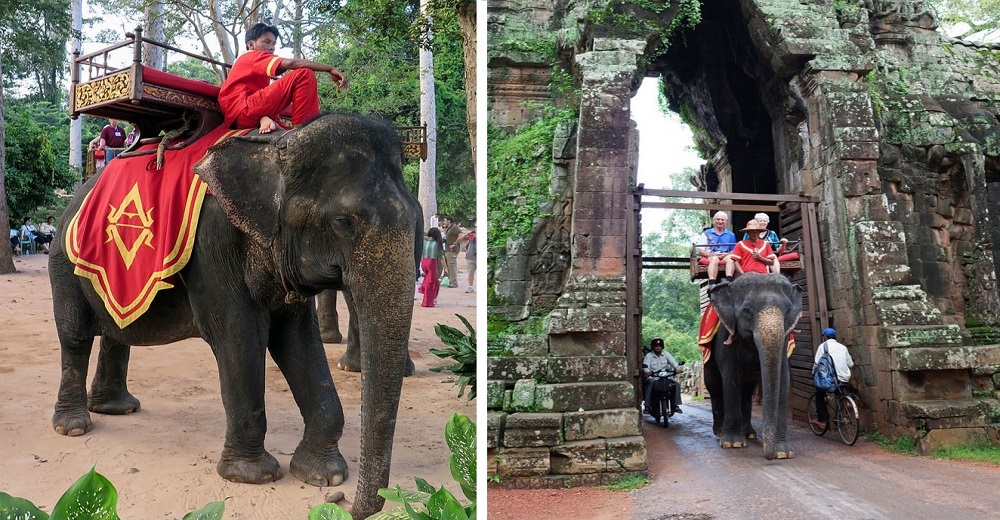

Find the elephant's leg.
xmin=317 ymin=290 xmax=343 ymax=343
xmin=197 ymin=307 xmax=281 ymax=484
xmin=337 ymin=291 xmax=414 ymax=376
xmin=717 ymin=349 xmax=748 ymax=449
xmin=52 ymin=332 xmax=96 ymax=437
xmin=268 ymin=307 xmax=348 ymax=486
xmin=51 ymin=277 xmax=97 ymax=437
xmin=88 ymin=336 xmax=140 ymax=415
xmin=704 ymin=358 xmax=724 ymax=437
xmin=740 ymin=379 xmax=757 ymax=440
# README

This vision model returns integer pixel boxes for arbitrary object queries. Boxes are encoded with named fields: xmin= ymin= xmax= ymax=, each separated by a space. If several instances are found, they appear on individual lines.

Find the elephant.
xmin=704 ymin=272 xmax=803 ymax=460
xmin=48 ymin=113 xmax=419 ymax=519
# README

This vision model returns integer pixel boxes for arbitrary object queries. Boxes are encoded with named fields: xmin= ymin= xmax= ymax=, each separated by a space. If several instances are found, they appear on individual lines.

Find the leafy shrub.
xmin=430 ymin=314 xmax=477 ymax=401
xmin=1 ymin=414 xmax=477 ymax=520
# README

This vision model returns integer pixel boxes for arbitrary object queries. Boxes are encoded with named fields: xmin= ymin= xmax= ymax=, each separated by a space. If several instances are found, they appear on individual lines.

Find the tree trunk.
xmin=0 ymin=59 xmax=15 ymax=274
xmin=144 ymin=1 xmax=167 ymax=70
xmin=69 ymin=0 xmax=82 ymax=175
xmin=418 ymin=0 xmax=437 ymax=226
xmin=456 ymin=0 xmax=476 ymax=175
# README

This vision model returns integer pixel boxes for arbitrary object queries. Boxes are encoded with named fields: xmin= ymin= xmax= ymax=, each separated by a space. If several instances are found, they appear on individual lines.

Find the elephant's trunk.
xmin=754 ymin=306 xmax=787 ymax=460
xmin=347 ymin=227 xmax=414 ymax=519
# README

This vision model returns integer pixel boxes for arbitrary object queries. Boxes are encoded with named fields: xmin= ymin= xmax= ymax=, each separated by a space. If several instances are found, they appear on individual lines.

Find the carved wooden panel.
xmin=75 ymin=72 xmax=132 ymax=111
xmin=141 ymin=85 xmax=221 ymax=111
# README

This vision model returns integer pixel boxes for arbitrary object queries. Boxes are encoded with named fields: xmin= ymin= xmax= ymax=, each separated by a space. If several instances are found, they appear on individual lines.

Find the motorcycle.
xmin=645 ymin=361 xmax=685 ymax=427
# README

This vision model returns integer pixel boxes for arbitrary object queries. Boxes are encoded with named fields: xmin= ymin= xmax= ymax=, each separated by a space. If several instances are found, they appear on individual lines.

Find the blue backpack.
xmin=813 ymin=343 xmax=839 ymax=392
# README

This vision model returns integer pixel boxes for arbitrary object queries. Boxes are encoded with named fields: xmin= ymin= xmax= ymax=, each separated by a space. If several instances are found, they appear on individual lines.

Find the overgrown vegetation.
xmin=0 ymin=414 xmax=476 ymax=520
xmin=486 ymin=107 xmax=574 ymax=299
xmin=867 ymin=431 xmax=918 ymax=454
xmin=932 ymin=443 xmax=1000 ymax=465
xmin=603 ymin=475 xmax=650 ymax=492
xmin=430 ymin=315 xmax=477 ymax=400
xmin=586 ymin=0 xmax=702 ymax=56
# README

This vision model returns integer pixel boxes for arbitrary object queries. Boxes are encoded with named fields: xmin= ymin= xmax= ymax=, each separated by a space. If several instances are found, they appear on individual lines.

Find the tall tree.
xmin=0 ymin=58 xmax=12 ymax=274
xmin=419 ymin=0 xmax=438 ymax=225
xmin=1 ymin=0 xmax=75 ymax=273
xmin=928 ymin=0 xmax=1000 ymax=40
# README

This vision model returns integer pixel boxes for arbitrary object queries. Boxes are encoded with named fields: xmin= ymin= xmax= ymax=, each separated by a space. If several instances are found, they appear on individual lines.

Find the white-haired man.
xmin=696 ymin=211 xmax=736 ymax=284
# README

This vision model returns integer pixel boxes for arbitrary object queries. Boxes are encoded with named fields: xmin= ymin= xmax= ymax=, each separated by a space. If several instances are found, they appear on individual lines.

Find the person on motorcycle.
xmin=642 ymin=338 xmax=683 ymax=415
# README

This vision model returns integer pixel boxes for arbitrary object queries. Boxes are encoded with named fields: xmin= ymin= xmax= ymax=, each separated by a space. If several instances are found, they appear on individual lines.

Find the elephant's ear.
xmin=709 ymin=282 xmax=739 ymax=331
xmin=194 ymin=135 xmax=284 ymax=244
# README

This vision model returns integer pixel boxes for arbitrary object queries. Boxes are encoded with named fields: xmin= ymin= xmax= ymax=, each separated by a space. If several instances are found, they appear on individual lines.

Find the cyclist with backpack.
xmin=810 ymin=328 xmax=854 ymax=430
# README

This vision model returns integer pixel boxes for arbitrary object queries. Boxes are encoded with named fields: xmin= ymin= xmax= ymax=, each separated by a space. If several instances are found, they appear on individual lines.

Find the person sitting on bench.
xmin=218 ymin=23 xmax=348 ymax=134
xmin=696 ymin=211 xmax=736 ymax=285
xmin=741 ymin=212 xmax=798 ymax=274
xmin=725 ymin=219 xmax=778 ymax=279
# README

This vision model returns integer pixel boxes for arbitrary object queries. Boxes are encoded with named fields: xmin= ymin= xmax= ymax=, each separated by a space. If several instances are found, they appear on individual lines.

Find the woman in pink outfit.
xmin=419 ymin=228 xmax=445 ymax=307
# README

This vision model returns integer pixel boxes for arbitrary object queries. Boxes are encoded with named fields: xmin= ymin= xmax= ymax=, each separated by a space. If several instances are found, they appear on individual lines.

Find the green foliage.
xmin=486 ymin=109 xmax=574 ymax=294
xmin=990 ymin=406 xmax=1000 ymax=423
xmin=165 ymin=57 xmax=221 ymax=83
xmin=4 ymin=100 xmax=79 ymax=226
xmin=586 ymin=0 xmax=702 ymax=56
xmin=932 ymin=443 xmax=1000 ymax=465
xmin=602 ymin=475 xmax=650 ymax=491
xmin=314 ymin=3 xmax=474 ymax=223
xmin=867 ymin=431 xmax=918 ymax=454
xmin=928 ymin=0 xmax=1000 ymax=41
xmin=430 ymin=315 xmax=477 ymax=400
xmin=359 ymin=413 xmax=476 ymax=519
xmin=0 ymin=0 xmax=75 ymax=103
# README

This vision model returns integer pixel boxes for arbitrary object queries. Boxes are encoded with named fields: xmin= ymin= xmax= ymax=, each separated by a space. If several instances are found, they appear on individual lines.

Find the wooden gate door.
xmin=626 ymin=187 xmax=643 ymax=406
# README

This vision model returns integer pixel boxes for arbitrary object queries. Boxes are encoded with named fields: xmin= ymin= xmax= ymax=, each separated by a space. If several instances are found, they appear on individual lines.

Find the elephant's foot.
xmin=217 ymin=450 xmax=283 ymax=484
xmin=52 ymin=407 xmax=93 ymax=437
xmin=290 ymin=444 xmax=349 ymax=486
xmin=719 ymin=433 xmax=748 ymax=449
xmin=765 ymin=443 xmax=795 ymax=460
xmin=338 ymin=353 xmax=415 ymax=377
xmin=321 ymin=329 xmax=344 ymax=344
xmin=744 ymin=427 xmax=758 ymax=440
xmin=88 ymin=390 xmax=140 ymax=415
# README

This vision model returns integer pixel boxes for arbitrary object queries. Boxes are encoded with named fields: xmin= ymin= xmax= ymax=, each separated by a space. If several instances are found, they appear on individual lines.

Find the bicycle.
xmin=806 ymin=387 xmax=860 ymax=446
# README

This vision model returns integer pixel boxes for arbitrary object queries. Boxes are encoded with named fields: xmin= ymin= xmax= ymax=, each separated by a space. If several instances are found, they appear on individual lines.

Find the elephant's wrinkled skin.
xmin=319 ymin=289 xmax=416 ymax=377
xmin=705 ymin=273 xmax=803 ymax=460
xmin=49 ymin=113 xmax=418 ymax=519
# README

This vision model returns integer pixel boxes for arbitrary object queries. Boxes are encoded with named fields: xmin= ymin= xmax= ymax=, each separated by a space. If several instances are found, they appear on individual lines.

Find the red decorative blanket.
xmin=65 ymin=126 xmax=252 ymax=328
xmin=697 ymin=302 xmax=796 ymax=363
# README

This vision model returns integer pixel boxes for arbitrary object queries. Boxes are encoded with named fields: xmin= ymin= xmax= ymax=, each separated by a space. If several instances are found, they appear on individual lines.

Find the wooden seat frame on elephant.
xmin=70 ymin=26 xmax=429 ymax=161
xmin=70 ymin=26 xmax=232 ymax=158
xmin=689 ymin=242 xmax=802 ymax=281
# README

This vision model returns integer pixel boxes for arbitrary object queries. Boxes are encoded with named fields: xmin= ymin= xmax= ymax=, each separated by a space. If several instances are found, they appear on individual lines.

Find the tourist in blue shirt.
xmin=696 ymin=211 xmax=736 ymax=284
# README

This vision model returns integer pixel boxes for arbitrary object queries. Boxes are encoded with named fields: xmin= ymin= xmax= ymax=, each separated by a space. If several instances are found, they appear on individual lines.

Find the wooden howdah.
xmin=71 ymin=27 xmax=427 ymax=160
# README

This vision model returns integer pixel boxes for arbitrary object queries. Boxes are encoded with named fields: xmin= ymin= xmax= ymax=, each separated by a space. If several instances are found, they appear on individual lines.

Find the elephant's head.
xmin=709 ymin=273 xmax=803 ymax=459
xmin=194 ymin=113 xmax=417 ymax=517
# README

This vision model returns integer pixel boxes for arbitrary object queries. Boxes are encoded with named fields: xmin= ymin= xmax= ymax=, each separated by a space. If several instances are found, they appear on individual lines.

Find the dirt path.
xmin=490 ymin=398 xmax=1000 ymax=519
xmin=0 ymin=252 xmax=476 ymax=519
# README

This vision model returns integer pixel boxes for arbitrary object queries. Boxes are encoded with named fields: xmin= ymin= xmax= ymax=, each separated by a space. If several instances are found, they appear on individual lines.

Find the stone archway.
xmin=488 ymin=0 xmax=1000 ymax=486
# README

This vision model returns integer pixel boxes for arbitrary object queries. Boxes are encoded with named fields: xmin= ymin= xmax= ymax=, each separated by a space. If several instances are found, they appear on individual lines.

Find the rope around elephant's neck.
xmin=155 ymin=112 xmax=194 ymax=169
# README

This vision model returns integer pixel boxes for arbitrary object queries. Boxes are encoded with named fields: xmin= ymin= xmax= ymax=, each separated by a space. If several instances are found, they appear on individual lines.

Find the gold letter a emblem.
xmin=106 ymin=183 xmax=155 ymax=270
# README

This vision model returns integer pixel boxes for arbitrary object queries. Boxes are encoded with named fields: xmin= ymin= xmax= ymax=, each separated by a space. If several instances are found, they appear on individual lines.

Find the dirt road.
xmin=0 ymin=252 xmax=476 ymax=519
xmin=492 ymin=398 xmax=1000 ymax=519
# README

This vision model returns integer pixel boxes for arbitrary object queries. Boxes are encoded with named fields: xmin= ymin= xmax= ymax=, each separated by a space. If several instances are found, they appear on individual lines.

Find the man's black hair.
xmin=245 ymin=23 xmax=280 ymax=46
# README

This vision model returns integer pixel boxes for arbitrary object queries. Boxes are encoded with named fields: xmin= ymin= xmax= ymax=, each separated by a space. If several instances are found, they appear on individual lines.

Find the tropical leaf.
xmin=308 ymin=503 xmax=355 ymax=520
xmin=445 ymin=414 xmax=476 ymax=501
xmin=0 ymin=492 xmax=49 ymax=520
xmin=49 ymin=467 xmax=120 ymax=520
xmin=181 ymin=501 xmax=226 ymax=520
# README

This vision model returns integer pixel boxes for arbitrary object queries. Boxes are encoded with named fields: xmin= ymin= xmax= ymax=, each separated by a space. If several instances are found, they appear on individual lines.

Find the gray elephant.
xmin=704 ymin=273 xmax=803 ymax=460
xmin=48 ymin=113 xmax=418 ymax=518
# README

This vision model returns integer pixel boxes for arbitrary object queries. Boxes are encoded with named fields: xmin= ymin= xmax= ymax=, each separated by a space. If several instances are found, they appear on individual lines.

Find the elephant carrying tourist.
xmin=705 ymin=273 xmax=803 ymax=460
xmin=48 ymin=113 xmax=420 ymax=518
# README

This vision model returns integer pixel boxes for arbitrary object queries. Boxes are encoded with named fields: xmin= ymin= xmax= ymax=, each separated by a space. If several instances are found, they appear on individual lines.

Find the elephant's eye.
xmin=740 ymin=307 xmax=753 ymax=319
xmin=333 ymin=217 xmax=356 ymax=237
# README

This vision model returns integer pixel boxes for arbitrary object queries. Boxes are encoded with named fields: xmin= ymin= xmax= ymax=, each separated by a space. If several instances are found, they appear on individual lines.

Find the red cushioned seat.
xmin=142 ymin=67 xmax=221 ymax=99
